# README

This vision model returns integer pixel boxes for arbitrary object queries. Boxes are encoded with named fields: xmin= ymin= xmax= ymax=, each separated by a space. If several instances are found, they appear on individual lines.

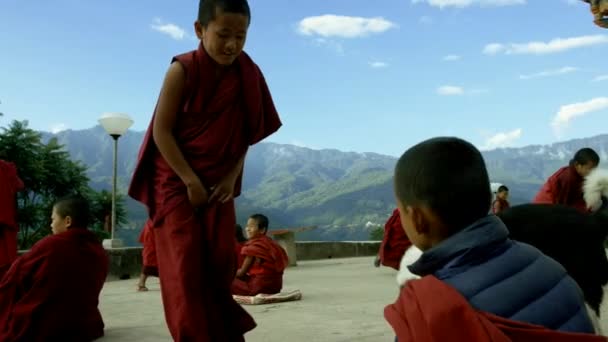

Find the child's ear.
xmin=410 ymin=207 xmax=430 ymax=235
xmin=65 ymin=215 xmax=72 ymax=228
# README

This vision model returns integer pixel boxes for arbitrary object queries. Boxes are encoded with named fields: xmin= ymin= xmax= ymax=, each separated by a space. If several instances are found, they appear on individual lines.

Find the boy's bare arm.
xmin=236 ymin=256 xmax=254 ymax=278
xmin=152 ymin=62 xmax=199 ymax=187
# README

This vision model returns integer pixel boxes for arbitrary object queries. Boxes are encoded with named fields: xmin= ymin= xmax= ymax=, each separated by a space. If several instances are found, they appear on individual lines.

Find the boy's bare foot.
xmin=137 ymin=284 xmax=149 ymax=292
xmin=374 ymin=255 xmax=381 ymax=267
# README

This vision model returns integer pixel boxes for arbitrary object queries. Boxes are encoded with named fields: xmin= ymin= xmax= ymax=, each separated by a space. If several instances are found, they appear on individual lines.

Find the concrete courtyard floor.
xmin=99 ymin=257 xmax=398 ymax=342
xmin=99 ymin=256 xmax=608 ymax=341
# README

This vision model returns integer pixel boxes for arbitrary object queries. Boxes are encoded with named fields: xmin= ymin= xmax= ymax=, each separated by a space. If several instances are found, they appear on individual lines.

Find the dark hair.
xmin=249 ymin=213 xmax=269 ymax=232
xmin=497 ymin=185 xmax=509 ymax=193
xmin=394 ymin=137 xmax=492 ymax=232
xmin=54 ymin=194 xmax=90 ymax=228
xmin=198 ymin=0 xmax=251 ymax=27
xmin=235 ymin=224 xmax=247 ymax=242
xmin=570 ymin=148 xmax=600 ymax=167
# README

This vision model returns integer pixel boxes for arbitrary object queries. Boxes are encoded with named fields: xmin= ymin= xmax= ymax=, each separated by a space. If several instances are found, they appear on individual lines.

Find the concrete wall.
xmin=19 ymin=241 xmax=381 ymax=280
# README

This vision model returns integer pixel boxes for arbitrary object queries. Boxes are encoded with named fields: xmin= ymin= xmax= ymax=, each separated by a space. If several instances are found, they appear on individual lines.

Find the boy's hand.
xmin=209 ymin=175 xmax=236 ymax=203
xmin=186 ymin=177 xmax=209 ymax=207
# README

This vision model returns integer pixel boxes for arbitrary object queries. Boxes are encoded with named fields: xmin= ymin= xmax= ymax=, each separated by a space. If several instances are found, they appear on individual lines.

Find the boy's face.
xmin=497 ymin=190 xmax=509 ymax=200
xmin=245 ymin=218 xmax=265 ymax=239
xmin=195 ymin=9 xmax=248 ymax=66
xmin=50 ymin=207 xmax=70 ymax=235
xmin=575 ymin=162 xmax=597 ymax=177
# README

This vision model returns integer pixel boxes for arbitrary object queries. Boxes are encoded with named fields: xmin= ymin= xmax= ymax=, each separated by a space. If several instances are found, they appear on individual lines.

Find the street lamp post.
xmin=98 ymin=112 xmax=133 ymax=249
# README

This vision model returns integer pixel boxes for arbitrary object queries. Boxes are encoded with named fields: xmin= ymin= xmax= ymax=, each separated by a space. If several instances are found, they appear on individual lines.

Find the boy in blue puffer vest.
xmin=391 ymin=137 xmax=595 ymax=337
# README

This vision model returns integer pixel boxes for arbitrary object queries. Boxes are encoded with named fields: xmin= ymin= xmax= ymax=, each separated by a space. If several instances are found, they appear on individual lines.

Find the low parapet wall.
xmin=19 ymin=241 xmax=382 ymax=280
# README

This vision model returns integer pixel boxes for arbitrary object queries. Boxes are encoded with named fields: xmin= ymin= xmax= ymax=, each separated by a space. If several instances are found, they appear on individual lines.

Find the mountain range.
xmin=40 ymin=126 xmax=608 ymax=244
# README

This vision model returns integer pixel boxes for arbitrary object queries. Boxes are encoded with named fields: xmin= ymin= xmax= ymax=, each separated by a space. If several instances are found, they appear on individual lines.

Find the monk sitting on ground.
xmin=385 ymin=137 xmax=599 ymax=341
xmin=0 ymin=194 xmax=109 ymax=341
xmin=374 ymin=208 xmax=412 ymax=270
xmin=232 ymin=214 xmax=288 ymax=296
xmin=0 ymin=159 xmax=24 ymax=278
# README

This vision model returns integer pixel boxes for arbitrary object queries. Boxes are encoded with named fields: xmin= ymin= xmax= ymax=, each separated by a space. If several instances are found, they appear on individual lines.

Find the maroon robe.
xmin=534 ymin=166 xmax=589 ymax=213
xmin=0 ymin=160 xmax=24 ymax=278
xmin=232 ymin=235 xmax=288 ymax=296
xmin=0 ymin=228 xmax=108 ymax=342
xmin=492 ymin=198 xmax=510 ymax=214
xmin=385 ymin=276 xmax=605 ymax=342
xmin=379 ymin=209 xmax=412 ymax=270
xmin=138 ymin=219 xmax=158 ymax=277
xmin=128 ymin=43 xmax=281 ymax=342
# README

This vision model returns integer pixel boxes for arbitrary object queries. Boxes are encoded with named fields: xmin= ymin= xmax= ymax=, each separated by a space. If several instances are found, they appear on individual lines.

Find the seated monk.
xmin=385 ymin=275 xmax=606 ymax=342
xmin=0 ymin=194 xmax=109 ymax=341
xmin=137 ymin=219 xmax=158 ymax=292
xmin=388 ymin=137 xmax=595 ymax=340
xmin=534 ymin=148 xmax=599 ymax=213
xmin=232 ymin=214 xmax=288 ymax=296
xmin=375 ymin=208 xmax=412 ymax=270
xmin=0 ymin=159 xmax=24 ymax=278
xmin=235 ymin=224 xmax=247 ymax=269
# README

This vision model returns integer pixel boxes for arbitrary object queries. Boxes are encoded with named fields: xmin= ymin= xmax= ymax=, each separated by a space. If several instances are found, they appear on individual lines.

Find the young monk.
xmin=492 ymin=185 xmax=510 ymax=214
xmin=137 ymin=219 xmax=158 ymax=292
xmin=235 ymin=223 xmax=247 ymax=269
xmin=127 ymin=0 xmax=282 ymax=340
xmin=534 ymin=148 xmax=600 ymax=213
xmin=232 ymin=214 xmax=288 ymax=296
xmin=0 ymin=159 xmax=24 ymax=278
xmin=0 ymin=194 xmax=109 ymax=341
xmin=385 ymin=137 xmax=598 ymax=341
xmin=374 ymin=208 xmax=412 ymax=270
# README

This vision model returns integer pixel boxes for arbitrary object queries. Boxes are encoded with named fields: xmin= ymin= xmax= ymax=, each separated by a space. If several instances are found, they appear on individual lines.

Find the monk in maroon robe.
xmin=235 ymin=224 xmax=247 ymax=269
xmin=534 ymin=148 xmax=599 ymax=213
xmin=232 ymin=215 xmax=288 ymax=296
xmin=376 ymin=209 xmax=412 ymax=270
xmin=0 ymin=195 xmax=108 ymax=342
xmin=0 ymin=159 xmax=24 ymax=278
xmin=385 ymin=276 xmax=605 ymax=342
xmin=534 ymin=166 xmax=591 ymax=213
xmin=137 ymin=219 xmax=158 ymax=291
xmin=128 ymin=2 xmax=281 ymax=340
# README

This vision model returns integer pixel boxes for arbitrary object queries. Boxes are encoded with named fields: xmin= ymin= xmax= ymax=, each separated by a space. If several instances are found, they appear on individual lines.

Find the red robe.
xmin=492 ymin=198 xmax=510 ymax=214
xmin=128 ymin=43 xmax=282 ymax=342
xmin=0 ymin=228 xmax=108 ymax=342
xmin=0 ymin=160 xmax=24 ymax=278
xmin=235 ymin=241 xmax=245 ymax=270
xmin=534 ymin=166 xmax=589 ymax=213
xmin=232 ymin=235 xmax=288 ymax=296
xmin=379 ymin=209 xmax=412 ymax=270
xmin=138 ymin=219 xmax=158 ymax=277
xmin=385 ymin=276 xmax=605 ymax=342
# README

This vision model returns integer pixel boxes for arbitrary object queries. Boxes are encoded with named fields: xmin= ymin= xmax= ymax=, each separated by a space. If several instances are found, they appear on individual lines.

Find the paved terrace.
xmin=99 ymin=257 xmax=398 ymax=341
xmin=99 ymin=256 xmax=608 ymax=341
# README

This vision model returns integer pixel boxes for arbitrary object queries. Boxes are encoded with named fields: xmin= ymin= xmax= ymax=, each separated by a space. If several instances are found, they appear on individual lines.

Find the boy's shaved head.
xmin=394 ymin=137 xmax=492 ymax=232
xmin=54 ymin=194 xmax=90 ymax=228
xmin=198 ymin=0 xmax=251 ymax=27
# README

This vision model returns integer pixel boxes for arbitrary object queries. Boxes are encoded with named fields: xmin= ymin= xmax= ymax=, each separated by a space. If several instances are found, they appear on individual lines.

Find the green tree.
xmin=89 ymin=189 xmax=128 ymax=239
xmin=0 ymin=119 xmax=126 ymax=248
xmin=369 ymin=225 xmax=384 ymax=241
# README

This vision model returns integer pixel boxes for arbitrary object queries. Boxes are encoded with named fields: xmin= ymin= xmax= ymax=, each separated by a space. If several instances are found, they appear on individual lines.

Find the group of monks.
xmin=0 ymin=0 xmax=605 ymax=340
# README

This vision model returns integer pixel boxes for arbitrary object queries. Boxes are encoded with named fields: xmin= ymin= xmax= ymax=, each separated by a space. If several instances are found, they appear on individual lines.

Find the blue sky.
xmin=1 ymin=0 xmax=607 ymax=157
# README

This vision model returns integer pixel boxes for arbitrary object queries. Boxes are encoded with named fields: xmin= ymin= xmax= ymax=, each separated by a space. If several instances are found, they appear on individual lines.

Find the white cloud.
xmin=369 ymin=61 xmax=389 ymax=68
xmin=552 ymin=97 xmax=608 ymax=136
xmin=297 ymin=15 xmax=397 ymax=38
xmin=443 ymin=54 xmax=461 ymax=61
xmin=519 ymin=66 xmax=578 ymax=80
xmin=50 ymin=123 xmax=68 ymax=134
xmin=437 ymin=85 xmax=465 ymax=95
xmin=150 ymin=18 xmax=187 ymax=40
xmin=481 ymin=128 xmax=523 ymax=150
xmin=412 ymin=0 xmax=525 ymax=9
xmin=593 ymin=74 xmax=608 ymax=82
xmin=483 ymin=35 xmax=608 ymax=55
